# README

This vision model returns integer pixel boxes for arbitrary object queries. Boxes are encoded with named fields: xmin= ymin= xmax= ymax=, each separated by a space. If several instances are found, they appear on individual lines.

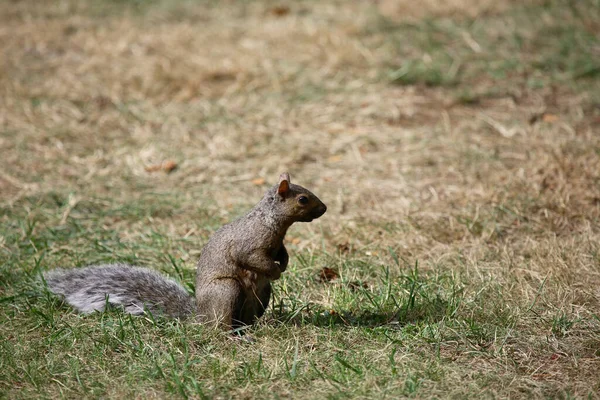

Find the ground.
xmin=1 ymin=0 xmax=599 ymax=398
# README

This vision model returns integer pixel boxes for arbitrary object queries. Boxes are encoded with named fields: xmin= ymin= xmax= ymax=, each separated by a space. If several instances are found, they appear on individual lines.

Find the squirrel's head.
xmin=271 ymin=172 xmax=327 ymax=223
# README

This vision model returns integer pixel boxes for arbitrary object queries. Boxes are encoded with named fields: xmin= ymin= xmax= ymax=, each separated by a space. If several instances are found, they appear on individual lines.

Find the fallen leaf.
xmin=542 ymin=113 xmax=559 ymax=123
xmin=530 ymin=112 xmax=560 ymax=125
xmin=162 ymin=160 xmax=177 ymax=173
xmin=145 ymin=160 xmax=178 ymax=174
xmin=205 ymin=71 xmax=237 ymax=82
xmin=319 ymin=267 xmax=339 ymax=282
xmin=251 ymin=177 xmax=266 ymax=185
xmin=271 ymin=5 xmax=290 ymax=16
xmin=337 ymin=243 xmax=350 ymax=253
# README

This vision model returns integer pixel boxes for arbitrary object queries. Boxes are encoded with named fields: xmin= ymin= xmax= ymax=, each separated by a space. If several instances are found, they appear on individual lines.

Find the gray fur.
xmin=44 ymin=264 xmax=195 ymax=318
xmin=195 ymin=177 xmax=327 ymax=328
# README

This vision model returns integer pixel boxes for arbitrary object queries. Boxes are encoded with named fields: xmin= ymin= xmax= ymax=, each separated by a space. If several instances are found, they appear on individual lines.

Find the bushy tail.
xmin=44 ymin=264 xmax=196 ymax=318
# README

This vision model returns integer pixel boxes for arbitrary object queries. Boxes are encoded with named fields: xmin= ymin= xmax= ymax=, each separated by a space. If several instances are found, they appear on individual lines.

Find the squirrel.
xmin=44 ymin=173 xmax=327 ymax=330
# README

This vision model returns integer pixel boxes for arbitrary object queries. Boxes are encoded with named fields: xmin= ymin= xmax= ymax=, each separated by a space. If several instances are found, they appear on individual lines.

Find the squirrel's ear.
xmin=279 ymin=172 xmax=291 ymax=184
xmin=277 ymin=172 xmax=290 ymax=197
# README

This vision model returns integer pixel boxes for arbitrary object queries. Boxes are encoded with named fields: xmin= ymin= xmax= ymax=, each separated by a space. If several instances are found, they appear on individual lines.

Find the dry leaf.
xmin=271 ymin=5 xmax=290 ymax=16
xmin=530 ymin=112 xmax=560 ymax=125
xmin=251 ymin=177 xmax=266 ymax=185
xmin=205 ymin=71 xmax=237 ymax=82
xmin=162 ymin=160 xmax=177 ymax=173
xmin=337 ymin=242 xmax=350 ymax=253
xmin=145 ymin=160 xmax=177 ymax=174
xmin=319 ymin=267 xmax=339 ymax=282
xmin=542 ymin=113 xmax=559 ymax=123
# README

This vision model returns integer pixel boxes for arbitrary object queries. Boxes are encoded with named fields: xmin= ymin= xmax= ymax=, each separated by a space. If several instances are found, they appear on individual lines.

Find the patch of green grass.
xmin=0 ymin=192 xmax=554 ymax=398
xmin=3 ymin=190 xmax=600 ymax=396
xmin=389 ymin=58 xmax=460 ymax=87
xmin=378 ymin=0 xmax=600 ymax=93
xmin=551 ymin=311 xmax=579 ymax=337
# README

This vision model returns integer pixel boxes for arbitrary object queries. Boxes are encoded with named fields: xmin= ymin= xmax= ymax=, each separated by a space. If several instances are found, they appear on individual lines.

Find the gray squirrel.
xmin=44 ymin=173 xmax=327 ymax=329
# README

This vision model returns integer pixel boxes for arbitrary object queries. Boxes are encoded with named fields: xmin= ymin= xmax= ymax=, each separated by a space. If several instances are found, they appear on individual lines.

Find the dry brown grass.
xmin=1 ymin=0 xmax=599 ymax=398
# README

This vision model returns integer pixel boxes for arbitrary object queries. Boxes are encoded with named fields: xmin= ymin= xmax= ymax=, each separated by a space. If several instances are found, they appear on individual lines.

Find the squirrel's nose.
xmin=318 ymin=204 xmax=327 ymax=217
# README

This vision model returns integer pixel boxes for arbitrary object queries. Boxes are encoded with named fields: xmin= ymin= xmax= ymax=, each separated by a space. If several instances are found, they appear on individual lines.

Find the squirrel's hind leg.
xmin=254 ymin=283 xmax=271 ymax=321
xmin=196 ymin=279 xmax=245 ymax=330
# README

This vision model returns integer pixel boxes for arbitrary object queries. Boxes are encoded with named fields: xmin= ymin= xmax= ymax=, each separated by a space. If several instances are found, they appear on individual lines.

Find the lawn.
xmin=1 ymin=0 xmax=599 ymax=398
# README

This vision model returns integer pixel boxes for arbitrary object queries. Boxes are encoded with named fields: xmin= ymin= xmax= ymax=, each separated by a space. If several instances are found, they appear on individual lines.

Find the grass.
xmin=1 ymin=0 xmax=600 ymax=398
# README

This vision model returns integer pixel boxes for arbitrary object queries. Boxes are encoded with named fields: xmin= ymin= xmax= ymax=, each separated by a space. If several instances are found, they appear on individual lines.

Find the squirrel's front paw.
xmin=268 ymin=266 xmax=282 ymax=280
xmin=275 ymin=259 xmax=287 ymax=272
xmin=276 ymin=258 xmax=288 ymax=272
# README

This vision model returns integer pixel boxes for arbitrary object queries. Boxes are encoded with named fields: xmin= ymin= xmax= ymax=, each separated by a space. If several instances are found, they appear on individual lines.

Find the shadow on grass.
xmin=273 ymin=295 xmax=452 ymax=329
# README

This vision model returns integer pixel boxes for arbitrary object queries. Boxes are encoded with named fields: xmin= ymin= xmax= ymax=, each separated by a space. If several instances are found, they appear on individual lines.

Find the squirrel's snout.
xmin=315 ymin=203 xmax=327 ymax=218
xmin=303 ymin=203 xmax=327 ymax=222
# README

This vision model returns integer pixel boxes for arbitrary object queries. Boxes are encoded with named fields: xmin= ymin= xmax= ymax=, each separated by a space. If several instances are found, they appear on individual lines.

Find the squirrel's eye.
xmin=298 ymin=196 xmax=309 ymax=205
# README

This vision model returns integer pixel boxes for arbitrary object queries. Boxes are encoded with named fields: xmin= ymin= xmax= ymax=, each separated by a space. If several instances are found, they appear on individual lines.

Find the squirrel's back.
xmin=44 ymin=264 xmax=195 ymax=318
